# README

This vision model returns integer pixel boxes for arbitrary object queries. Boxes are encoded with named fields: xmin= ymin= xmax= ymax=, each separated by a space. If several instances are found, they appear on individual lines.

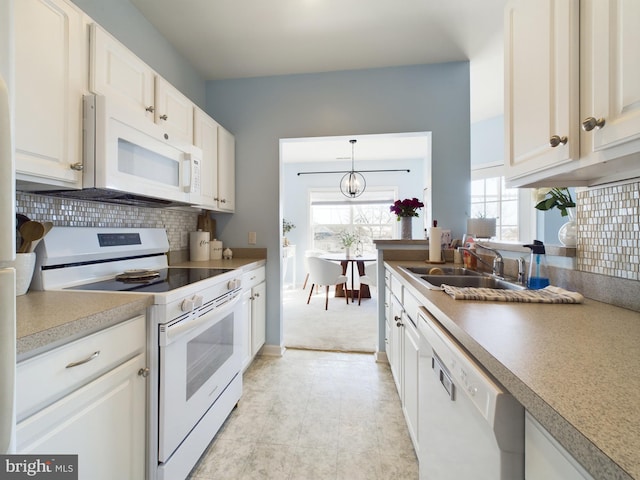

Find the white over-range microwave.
xmin=43 ymin=94 xmax=202 ymax=207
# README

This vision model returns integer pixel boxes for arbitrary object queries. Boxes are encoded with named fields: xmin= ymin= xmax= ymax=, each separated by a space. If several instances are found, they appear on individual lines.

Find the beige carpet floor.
xmin=283 ymin=285 xmax=378 ymax=353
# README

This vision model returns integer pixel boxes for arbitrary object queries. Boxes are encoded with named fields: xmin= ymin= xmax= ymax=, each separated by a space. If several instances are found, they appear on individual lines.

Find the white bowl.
xmin=0 ymin=252 xmax=36 ymax=295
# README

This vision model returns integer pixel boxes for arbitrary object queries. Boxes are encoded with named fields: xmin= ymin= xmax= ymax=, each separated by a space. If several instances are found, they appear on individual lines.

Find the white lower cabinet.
xmin=16 ymin=315 xmax=147 ymax=480
xmin=241 ymin=266 xmax=266 ymax=370
xmin=385 ymin=268 xmax=420 ymax=453
xmin=402 ymin=312 xmax=420 ymax=451
xmin=525 ymin=412 xmax=594 ymax=480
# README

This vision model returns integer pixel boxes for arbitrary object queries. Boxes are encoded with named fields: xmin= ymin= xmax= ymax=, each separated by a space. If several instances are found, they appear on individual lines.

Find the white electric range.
xmin=32 ymin=227 xmax=244 ymax=480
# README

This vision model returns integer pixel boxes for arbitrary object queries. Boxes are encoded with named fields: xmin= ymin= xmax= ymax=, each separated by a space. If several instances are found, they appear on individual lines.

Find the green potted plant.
xmin=338 ymin=230 xmax=359 ymax=257
xmin=534 ymin=188 xmax=575 ymax=217
xmin=282 ymin=218 xmax=295 ymax=246
xmin=534 ymin=188 xmax=577 ymax=246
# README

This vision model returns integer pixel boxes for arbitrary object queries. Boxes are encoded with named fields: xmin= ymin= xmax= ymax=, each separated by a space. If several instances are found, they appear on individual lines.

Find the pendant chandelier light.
xmin=339 ymin=139 xmax=366 ymax=198
xmin=296 ymin=138 xmax=411 ymax=196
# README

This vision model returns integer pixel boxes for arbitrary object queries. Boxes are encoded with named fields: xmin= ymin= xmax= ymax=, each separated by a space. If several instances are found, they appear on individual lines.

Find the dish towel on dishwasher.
xmin=441 ymin=285 xmax=584 ymax=303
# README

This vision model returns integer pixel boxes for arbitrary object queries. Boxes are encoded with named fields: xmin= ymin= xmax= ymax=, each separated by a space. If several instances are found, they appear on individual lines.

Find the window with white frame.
xmin=471 ymin=167 xmax=533 ymax=242
xmin=310 ymin=188 xmax=397 ymax=254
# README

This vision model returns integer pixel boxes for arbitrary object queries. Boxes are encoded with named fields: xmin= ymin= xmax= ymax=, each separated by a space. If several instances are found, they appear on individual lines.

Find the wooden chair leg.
xmin=344 ymin=283 xmax=349 ymax=305
xmin=302 ymin=273 xmax=309 ymax=290
xmin=307 ymin=284 xmax=315 ymax=304
xmin=325 ymin=285 xmax=329 ymax=310
xmin=358 ymin=285 xmax=363 ymax=305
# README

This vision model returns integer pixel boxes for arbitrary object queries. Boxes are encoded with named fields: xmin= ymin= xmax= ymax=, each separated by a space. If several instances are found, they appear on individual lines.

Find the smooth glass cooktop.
xmin=65 ymin=268 xmax=232 ymax=293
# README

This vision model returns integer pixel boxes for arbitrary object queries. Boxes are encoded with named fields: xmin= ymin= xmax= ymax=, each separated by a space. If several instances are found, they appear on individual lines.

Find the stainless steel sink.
xmin=420 ymin=274 xmax=526 ymax=291
xmin=402 ymin=266 xmax=483 ymax=276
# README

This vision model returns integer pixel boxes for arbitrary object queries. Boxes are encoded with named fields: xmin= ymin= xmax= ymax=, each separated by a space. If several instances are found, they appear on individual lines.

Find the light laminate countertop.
xmin=385 ymin=260 xmax=640 ymax=480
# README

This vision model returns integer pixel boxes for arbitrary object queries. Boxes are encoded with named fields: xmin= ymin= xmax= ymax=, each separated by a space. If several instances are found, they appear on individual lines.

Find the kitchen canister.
xmin=210 ymin=239 xmax=223 ymax=260
xmin=0 ymin=252 xmax=36 ymax=295
xmin=189 ymin=230 xmax=210 ymax=261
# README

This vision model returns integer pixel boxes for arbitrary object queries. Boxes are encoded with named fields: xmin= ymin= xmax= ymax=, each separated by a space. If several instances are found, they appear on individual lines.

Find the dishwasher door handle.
xmin=432 ymin=354 xmax=455 ymax=401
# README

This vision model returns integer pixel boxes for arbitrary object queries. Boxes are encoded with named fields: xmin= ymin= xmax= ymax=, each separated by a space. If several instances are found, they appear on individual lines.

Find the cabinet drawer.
xmin=16 ymin=315 xmax=145 ymax=421
xmin=390 ymin=274 xmax=403 ymax=301
xmin=242 ymin=266 xmax=265 ymax=290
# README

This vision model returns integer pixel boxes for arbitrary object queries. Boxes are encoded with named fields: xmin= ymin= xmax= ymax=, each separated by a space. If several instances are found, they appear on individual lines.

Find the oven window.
xmin=186 ymin=312 xmax=234 ymax=400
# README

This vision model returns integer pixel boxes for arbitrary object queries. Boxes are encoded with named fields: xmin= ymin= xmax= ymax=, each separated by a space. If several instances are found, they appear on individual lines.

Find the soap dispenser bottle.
xmin=523 ymin=240 xmax=550 ymax=289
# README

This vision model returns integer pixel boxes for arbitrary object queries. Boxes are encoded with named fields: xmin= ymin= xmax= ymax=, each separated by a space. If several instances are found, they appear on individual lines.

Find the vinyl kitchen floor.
xmin=188 ymin=349 xmax=418 ymax=480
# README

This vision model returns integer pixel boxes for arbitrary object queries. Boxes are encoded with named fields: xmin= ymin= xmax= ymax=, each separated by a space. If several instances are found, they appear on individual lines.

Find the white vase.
xmin=400 ymin=216 xmax=412 ymax=240
xmin=558 ymin=207 xmax=577 ymax=247
xmin=345 ymin=247 xmax=351 ymax=258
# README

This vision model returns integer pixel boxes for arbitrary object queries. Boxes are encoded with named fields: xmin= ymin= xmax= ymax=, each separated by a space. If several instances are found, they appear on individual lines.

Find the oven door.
xmin=158 ymin=291 xmax=242 ymax=462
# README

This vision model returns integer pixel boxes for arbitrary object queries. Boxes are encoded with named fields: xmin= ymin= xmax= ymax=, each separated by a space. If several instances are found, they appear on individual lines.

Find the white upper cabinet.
xmin=217 ymin=126 xmax=236 ymax=212
xmin=15 ymin=0 xmax=87 ymax=189
xmin=504 ymin=0 xmax=580 ymax=183
xmin=193 ymin=108 xmax=219 ymax=209
xmin=193 ymin=109 xmax=236 ymax=212
xmin=154 ymin=76 xmax=195 ymax=144
xmin=90 ymin=24 xmax=194 ymax=144
xmin=580 ymin=0 xmax=640 ymax=160
xmin=89 ymin=23 xmax=155 ymax=122
xmin=505 ymin=0 xmax=640 ymax=187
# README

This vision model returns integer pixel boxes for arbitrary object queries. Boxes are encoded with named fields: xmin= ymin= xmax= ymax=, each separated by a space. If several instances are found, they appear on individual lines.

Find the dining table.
xmin=320 ymin=253 xmax=377 ymax=302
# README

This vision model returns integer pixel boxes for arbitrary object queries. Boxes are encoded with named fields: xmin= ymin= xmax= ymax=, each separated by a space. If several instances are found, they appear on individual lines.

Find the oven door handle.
xmin=161 ymin=291 xmax=240 ymax=346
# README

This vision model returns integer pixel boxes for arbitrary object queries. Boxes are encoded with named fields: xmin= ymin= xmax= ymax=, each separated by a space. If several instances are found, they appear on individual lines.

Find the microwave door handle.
xmin=160 ymin=291 xmax=240 ymax=346
xmin=182 ymin=154 xmax=192 ymax=193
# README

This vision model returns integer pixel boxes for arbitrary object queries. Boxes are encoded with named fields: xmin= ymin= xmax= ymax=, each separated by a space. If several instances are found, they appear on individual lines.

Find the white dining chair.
xmin=302 ymin=249 xmax=326 ymax=291
xmin=306 ymin=256 xmax=349 ymax=310
xmin=357 ymin=262 xmax=377 ymax=305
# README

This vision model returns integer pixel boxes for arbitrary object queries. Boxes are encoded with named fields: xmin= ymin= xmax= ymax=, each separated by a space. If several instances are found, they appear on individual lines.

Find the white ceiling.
xmin=130 ymin=0 xmax=508 ymax=123
xmin=281 ymin=132 xmax=430 ymax=164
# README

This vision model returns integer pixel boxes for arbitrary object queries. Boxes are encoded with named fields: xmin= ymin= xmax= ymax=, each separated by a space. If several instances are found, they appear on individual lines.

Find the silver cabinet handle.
xmin=145 ymin=105 xmax=155 ymax=113
xmin=138 ymin=367 xmax=150 ymax=378
xmin=549 ymin=135 xmax=567 ymax=147
xmin=582 ymin=116 xmax=605 ymax=131
xmin=220 ymin=199 xmax=227 ymax=204
xmin=394 ymin=315 xmax=403 ymax=327
xmin=66 ymin=350 xmax=100 ymax=368
xmin=159 ymin=114 xmax=168 ymax=121
xmin=70 ymin=163 xmax=84 ymax=171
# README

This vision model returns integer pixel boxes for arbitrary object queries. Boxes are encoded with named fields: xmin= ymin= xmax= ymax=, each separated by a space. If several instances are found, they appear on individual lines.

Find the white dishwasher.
xmin=418 ymin=307 xmax=524 ymax=480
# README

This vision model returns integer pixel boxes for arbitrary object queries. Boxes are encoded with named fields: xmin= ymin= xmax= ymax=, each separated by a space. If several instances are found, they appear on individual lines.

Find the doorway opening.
xmin=280 ymin=132 xmax=431 ymax=352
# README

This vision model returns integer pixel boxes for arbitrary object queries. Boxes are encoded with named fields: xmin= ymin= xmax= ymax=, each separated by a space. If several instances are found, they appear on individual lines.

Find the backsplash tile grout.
xmin=577 ymin=180 xmax=640 ymax=281
xmin=16 ymin=192 xmax=199 ymax=252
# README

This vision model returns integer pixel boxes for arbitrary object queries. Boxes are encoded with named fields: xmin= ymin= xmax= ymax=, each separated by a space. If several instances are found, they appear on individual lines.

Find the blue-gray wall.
xmin=206 ymin=63 xmax=471 ymax=348
xmin=71 ymin=0 xmax=206 ymax=108
xmin=471 ymin=115 xmax=504 ymax=168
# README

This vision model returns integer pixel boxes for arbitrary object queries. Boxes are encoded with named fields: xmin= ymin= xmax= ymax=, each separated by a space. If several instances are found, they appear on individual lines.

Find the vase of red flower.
xmin=390 ymin=198 xmax=424 ymax=240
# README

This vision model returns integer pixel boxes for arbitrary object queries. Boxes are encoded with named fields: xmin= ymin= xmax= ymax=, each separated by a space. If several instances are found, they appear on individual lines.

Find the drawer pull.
xmin=66 ymin=351 xmax=100 ymax=369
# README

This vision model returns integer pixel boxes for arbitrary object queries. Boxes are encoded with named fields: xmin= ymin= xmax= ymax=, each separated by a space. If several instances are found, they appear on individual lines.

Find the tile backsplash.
xmin=17 ymin=179 xmax=640 ymax=283
xmin=16 ymin=192 xmax=200 ymax=252
xmin=577 ymin=180 xmax=640 ymax=281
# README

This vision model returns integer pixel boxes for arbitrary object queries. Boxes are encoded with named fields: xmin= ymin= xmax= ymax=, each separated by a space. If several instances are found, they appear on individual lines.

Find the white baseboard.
xmin=259 ymin=344 xmax=286 ymax=357
xmin=374 ymin=350 xmax=388 ymax=363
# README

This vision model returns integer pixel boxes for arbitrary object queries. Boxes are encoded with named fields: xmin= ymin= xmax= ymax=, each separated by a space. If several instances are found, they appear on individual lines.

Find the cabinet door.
xmin=217 ymin=126 xmax=235 ymax=212
xmin=16 ymin=354 xmax=147 ymax=480
xmin=155 ymin=76 xmax=194 ymax=144
xmin=90 ymin=23 xmax=155 ymax=122
xmin=193 ymin=108 xmax=219 ymax=209
xmin=15 ymin=0 xmax=86 ymax=188
xmin=581 ymin=0 xmax=640 ymax=155
xmin=403 ymin=318 xmax=420 ymax=452
xmin=251 ymin=282 xmax=266 ymax=355
xmin=504 ymin=0 xmax=580 ymax=183
xmin=241 ymin=289 xmax=252 ymax=370
xmin=388 ymin=294 xmax=403 ymax=395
